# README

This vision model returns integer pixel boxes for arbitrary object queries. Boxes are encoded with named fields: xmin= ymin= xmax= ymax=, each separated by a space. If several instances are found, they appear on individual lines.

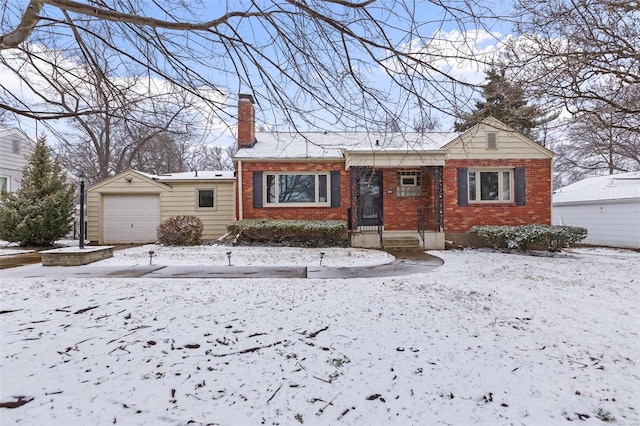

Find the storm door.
xmin=356 ymin=170 xmax=383 ymax=227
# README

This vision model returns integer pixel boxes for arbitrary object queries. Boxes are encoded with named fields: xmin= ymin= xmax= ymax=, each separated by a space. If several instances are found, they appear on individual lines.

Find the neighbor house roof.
xmin=553 ymin=171 xmax=640 ymax=204
xmin=234 ymin=131 xmax=455 ymax=160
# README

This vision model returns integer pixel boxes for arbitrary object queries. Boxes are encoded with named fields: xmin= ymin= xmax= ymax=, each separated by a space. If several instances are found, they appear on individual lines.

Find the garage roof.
xmin=553 ymin=171 xmax=640 ymax=204
xmin=139 ymin=170 xmax=235 ymax=181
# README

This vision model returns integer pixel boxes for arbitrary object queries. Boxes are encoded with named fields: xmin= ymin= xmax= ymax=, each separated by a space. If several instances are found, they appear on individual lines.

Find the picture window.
xmin=468 ymin=169 xmax=512 ymax=202
xmin=265 ymin=172 xmax=330 ymax=205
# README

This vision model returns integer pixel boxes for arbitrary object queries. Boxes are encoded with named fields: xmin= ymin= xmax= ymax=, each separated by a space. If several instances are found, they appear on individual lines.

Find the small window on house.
xmin=12 ymin=139 xmax=21 ymax=154
xmin=468 ymin=169 xmax=512 ymax=202
xmin=397 ymin=171 xmax=421 ymax=197
xmin=198 ymin=189 xmax=215 ymax=208
xmin=486 ymin=132 xmax=497 ymax=149
xmin=0 ymin=176 xmax=8 ymax=192
xmin=265 ymin=172 xmax=330 ymax=205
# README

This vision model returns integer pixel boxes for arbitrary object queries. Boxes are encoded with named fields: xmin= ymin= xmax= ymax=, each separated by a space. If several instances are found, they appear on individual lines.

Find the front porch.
xmin=347 ymin=166 xmax=445 ymax=250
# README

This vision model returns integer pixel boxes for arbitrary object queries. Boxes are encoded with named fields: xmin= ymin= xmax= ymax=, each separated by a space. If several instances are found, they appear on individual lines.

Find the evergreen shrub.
xmin=470 ymin=224 xmax=587 ymax=251
xmin=227 ymin=219 xmax=348 ymax=247
xmin=0 ymin=137 xmax=74 ymax=247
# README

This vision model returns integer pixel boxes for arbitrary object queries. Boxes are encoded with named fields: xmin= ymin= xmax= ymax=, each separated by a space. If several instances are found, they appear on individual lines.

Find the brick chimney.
xmin=237 ymin=93 xmax=256 ymax=149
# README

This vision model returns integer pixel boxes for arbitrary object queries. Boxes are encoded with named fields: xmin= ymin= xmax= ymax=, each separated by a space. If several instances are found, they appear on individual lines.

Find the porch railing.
xmin=417 ymin=207 xmax=426 ymax=246
xmin=347 ymin=207 xmax=384 ymax=249
xmin=376 ymin=207 xmax=384 ymax=250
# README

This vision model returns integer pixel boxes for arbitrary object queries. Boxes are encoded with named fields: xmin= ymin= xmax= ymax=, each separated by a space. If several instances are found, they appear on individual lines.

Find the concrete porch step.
xmin=383 ymin=237 xmax=422 ymax=251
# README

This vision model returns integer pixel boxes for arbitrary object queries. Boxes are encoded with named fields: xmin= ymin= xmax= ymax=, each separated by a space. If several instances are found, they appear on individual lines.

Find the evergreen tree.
xmin=0 ymin=136 xmax=74 ymax=246
xmin=454 ymin=68 xmax=549 ymax=140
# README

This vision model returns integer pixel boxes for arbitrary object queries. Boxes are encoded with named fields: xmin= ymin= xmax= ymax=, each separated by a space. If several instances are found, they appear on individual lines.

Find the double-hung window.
xmin=468 ymin=169 xmax=512 ymax=202
xmin=266 ymin=172 xmax=329 ymax=205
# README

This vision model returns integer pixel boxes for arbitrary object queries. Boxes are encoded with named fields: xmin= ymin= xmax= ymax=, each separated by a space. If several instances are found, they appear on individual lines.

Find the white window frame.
xmin=468 ymin=169 xmax=513 ymax=203
xmin=196 ymin=188 xmax=216 ymax=209
xmin=397 ymin=170 xmax=422 ymax=197
xmin=265 ymin=172 xmax=330 ymax=206
xmin=0 ymin=176 xmax=9 ymax=192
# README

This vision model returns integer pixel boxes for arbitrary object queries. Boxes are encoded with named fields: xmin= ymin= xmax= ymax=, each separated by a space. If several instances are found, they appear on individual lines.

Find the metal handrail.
xmin=377 ymin=206 xmax=384 ymax=250
xmin=417 ymin=207 xmax=425 ymax=246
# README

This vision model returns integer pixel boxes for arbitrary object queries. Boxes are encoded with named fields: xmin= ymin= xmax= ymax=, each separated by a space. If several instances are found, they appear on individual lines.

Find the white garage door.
xmin=103 ymin=194 xmax=160 ymax=244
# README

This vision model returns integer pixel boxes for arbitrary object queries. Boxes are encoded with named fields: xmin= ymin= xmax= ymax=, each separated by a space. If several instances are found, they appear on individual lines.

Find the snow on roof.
xmin=234 ymin=131 xmax=455 ymax=159
xmin=553 ymin=171 xmax=640 ymax=204
xmin=135 ymin=170 xmax=234 ymax=181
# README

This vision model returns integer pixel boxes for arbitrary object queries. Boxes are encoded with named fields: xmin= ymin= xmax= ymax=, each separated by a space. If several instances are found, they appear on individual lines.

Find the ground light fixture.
xmin=320 ymin=252 xmax=325 ymax=266
xmin=226 ymin=251 xmax=232 ymax=266
xmin=148 ymin=250 xmax=155 ymax=265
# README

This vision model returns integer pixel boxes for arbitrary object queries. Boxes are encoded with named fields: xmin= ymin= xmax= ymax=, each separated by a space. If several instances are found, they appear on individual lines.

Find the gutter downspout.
xmin=237 ymin=160 xmax=243 ymax=220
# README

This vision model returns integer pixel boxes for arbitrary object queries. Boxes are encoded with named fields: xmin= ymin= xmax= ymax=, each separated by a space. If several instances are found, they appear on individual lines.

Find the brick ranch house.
xmin=233 ymin=94 xmax=553 ymax=250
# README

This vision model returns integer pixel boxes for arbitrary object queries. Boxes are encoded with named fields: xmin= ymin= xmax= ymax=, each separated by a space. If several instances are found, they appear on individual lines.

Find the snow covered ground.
xmin=1 ymin=245 xmax=638 ymax=425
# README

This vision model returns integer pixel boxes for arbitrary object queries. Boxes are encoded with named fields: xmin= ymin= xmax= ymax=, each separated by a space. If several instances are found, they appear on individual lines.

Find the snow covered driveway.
xmin=1 ymin=247 xmax=638 ymax=425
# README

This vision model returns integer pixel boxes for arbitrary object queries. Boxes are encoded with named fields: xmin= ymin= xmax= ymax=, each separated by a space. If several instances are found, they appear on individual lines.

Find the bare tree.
xmin=2 ymin=32 xmax=206 ymax=183
xmin=555 ymin=91 xmax=640 ymax=184
xmin=412 ymin=114 xmax=440 ymax=133
xmin=186 ymin=144 xmax=236 ymax=172
xmin=502 ymin=0 xmax=639 ymax=124
xmin=1 ymin=0 xmax=504 ymax=133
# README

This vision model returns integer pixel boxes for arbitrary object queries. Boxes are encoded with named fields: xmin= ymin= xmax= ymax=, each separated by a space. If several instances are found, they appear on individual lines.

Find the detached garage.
xmin=553 ymin=171 xmax=640 ymax=249
xmin=87 ymin=170 xmax=235 ymax=245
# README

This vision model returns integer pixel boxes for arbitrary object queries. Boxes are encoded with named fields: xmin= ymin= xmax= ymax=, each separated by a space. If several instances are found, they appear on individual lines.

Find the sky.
xmin=0 ymin=1 xmax=518 ymax=149
xmin=1 ymin=243 xmax=638 ymax=424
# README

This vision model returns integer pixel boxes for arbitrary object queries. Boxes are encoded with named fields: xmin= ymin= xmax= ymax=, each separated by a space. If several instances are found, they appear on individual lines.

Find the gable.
xmin=442 ymin=117 xmax=553 ymax=160
xmin=88 ymin=170 xmax=172 ymax=193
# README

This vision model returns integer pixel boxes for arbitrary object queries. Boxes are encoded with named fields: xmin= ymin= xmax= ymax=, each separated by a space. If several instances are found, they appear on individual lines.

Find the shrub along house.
xmin=233 ymin=94 xmax=554 ymax=250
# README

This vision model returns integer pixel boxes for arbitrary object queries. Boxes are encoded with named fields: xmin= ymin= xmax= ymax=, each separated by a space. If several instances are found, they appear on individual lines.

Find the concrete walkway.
xmin=0 ymin=250 xmax=443 ymax=280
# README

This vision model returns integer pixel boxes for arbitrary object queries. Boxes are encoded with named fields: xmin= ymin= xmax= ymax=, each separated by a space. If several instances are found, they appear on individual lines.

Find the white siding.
xmin=443 ymin=119 xmax=553 ymax=160
xmin=0 ymin=128 xmax=34 ymax=193
xmin=553 ymin=200 xmax=640 ymax=249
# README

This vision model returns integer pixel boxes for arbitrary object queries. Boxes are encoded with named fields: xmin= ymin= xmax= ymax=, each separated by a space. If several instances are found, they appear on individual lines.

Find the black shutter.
xmin=515 ymin=167 xmax=526 ymax=206
xmin=457 ymin=168 xmax=468 ymax=206
xmin=253 ymin=171 xmax=263 ymax=208
xmin=330 ymin=171 xmax=341 ymax=207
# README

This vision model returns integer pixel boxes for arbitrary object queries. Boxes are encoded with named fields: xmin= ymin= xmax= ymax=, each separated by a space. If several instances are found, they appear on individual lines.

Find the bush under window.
xmin=227 ymin=219 xmax=348 ymax=247
xmin=157 ymin=215 xmax=204 ymax=246
xmin=470 ymin=224 xmax=587 ymax=251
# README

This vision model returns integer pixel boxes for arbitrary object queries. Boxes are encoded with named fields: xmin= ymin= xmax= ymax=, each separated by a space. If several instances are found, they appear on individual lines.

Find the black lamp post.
xmin=79 ymin=173 xmax=86 ymax=249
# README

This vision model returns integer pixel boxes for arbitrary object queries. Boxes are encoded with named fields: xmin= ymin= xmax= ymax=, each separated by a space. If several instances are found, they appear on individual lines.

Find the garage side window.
xmin=198 ymin=189 xmax=215 ymax=208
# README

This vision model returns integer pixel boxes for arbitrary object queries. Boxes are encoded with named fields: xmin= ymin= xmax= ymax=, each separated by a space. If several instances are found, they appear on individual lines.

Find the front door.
xmin=356 ymin=170 xmax=382 ymax=227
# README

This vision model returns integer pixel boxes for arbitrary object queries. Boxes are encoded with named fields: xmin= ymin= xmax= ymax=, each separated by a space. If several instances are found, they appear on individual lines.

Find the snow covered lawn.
xmin=1 ymin=246 xmax=638 ymax=425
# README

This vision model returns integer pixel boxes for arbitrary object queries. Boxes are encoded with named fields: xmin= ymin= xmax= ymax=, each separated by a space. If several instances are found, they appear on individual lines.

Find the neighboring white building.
xmin=553 ymin=172 xmax=640 ymax=249
xmin=0 ymin=127 xmax=34 ymax=193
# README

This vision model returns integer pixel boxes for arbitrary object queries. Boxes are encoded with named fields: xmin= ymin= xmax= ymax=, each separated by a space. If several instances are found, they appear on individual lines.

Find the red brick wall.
xmin=443 ymin=159 xmax=552 ymax=233
xmin=382 ymin=169 xmax=432 ymax=231
xmin=238 ymin=161 xmax=349 ymax=221
xmin=237 ymin=97 xmax=255 ymax=148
